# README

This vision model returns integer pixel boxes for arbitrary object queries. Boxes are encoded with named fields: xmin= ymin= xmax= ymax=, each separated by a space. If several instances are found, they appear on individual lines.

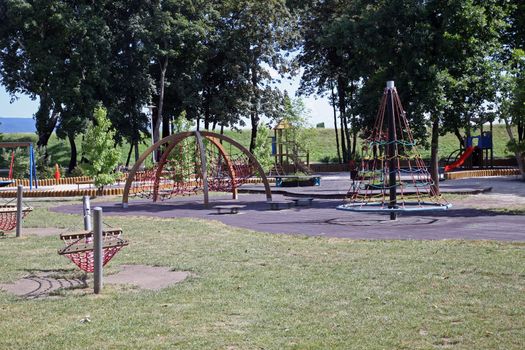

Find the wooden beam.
xmin=0 ymin=142 xmax=33 ymax=148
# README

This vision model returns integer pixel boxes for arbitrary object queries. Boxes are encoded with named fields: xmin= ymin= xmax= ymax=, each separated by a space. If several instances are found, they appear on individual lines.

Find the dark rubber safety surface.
xmin=53 ymin=192 xmax=525 ymax=241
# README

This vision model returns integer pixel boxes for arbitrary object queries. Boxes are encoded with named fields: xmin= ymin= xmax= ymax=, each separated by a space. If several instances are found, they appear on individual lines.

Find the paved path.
xmin=52 ymin=176 xmax=525 ymax=241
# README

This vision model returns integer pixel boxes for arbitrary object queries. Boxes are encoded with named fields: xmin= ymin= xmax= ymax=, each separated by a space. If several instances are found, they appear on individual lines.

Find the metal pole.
xmin=32 ymin=145 xmax=38 ymax=189
xmin=93 ymin=207 xmax=103 ymax=294
xmin=29 ymin=144 xmax=33 ymax=190
xmin=82 ymin=196 xmax=92 ymax=231
xmin=16 ymin=185 xmax=23 ymax=237
xmin=386 ymin=81 xmax=397 ymax=221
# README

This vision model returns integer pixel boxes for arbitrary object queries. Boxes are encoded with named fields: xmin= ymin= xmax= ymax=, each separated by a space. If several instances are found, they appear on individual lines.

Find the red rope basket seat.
xmin=0 ymin=205 xmax=33 ymax=231
xmin=58 ymin=228 xmax=129 ymax=273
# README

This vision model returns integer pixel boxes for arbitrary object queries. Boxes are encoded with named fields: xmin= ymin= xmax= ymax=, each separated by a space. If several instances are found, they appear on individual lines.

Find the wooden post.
xmin=15 ymin=185 xmax=23 ymax=237
xmin=194 ymin=131 xmax=209 ymax=206
xmin=93 ymin=207 xmax=103 ymax=294
xmin=82 ymin=196 xmax=92 ymax=231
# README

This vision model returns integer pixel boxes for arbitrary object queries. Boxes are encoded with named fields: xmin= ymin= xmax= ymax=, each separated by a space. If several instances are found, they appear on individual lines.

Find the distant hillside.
xmin=0 ymin=117 xmax=36 ymax=133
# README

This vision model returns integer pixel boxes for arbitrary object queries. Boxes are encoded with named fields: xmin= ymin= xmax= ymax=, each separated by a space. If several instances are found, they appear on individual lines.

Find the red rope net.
xmin=0 ymin=205 xmax=32 ymax=231
xmin=129 ymin=136 xmax=259 ymax=201
xmin=129 ymin=138 xmax=202 ymax=201
xmin=342 ymin=85 xmax=449 ymax=211
xmin=205 ymin=141 xmax=258 ymax=192
xmin=59 ymin=230 xmax=128 ymax=273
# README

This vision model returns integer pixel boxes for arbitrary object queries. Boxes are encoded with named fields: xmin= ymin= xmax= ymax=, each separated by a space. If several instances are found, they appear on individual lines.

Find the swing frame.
xmin=0 ymin=142 xmax=38 ymax=190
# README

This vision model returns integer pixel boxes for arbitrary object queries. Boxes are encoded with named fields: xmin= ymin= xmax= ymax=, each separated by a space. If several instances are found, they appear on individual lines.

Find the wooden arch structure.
xmin=122 ymin=131 xmax=272 ymax=207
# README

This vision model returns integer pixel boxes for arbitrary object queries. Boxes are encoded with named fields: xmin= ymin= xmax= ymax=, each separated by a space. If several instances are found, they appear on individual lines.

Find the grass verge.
xmin=0 ymin=199 xmax=523 ymax=349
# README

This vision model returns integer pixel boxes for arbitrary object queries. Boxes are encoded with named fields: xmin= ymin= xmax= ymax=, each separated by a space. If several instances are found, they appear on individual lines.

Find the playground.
xmin=0 ymin=84 xmax=523 ymax=349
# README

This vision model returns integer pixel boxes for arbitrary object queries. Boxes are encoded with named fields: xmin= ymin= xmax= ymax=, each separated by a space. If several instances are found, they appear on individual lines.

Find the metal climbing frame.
xmin=338 ymin=81 xmax=451 ymax=220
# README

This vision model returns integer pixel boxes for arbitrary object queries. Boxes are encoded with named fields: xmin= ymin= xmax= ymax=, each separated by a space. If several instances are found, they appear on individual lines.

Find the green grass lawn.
xmin=0 ymin=199 xmax=523 ymax=349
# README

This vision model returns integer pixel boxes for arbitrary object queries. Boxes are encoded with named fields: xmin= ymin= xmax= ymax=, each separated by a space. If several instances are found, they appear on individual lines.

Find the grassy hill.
xmin=0 ymin=125 xmax=515 ymax=174
xmin=224 ymin=125 xmax=514 ymax=163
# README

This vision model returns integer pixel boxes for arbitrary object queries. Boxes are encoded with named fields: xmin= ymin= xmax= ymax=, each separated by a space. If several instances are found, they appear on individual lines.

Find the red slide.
xmin=444 ymin=146 xmax=475 ymax=172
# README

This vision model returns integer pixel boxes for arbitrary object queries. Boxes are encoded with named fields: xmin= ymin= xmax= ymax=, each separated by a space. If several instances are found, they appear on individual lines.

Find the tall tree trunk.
xmin=125 ymin=142 xmax=133 ymax=167
xmin=162 ymin=115 xmax=170 ymax=139
xmin=430 ymin=117 xmax=441 ymax=194
xmin=203 ymin=86 xmax=210 ymax=130
xmin=134 ymin=141 xmax=139 ymax=162
xmin=35 ymin=94 xmax=59 ymax=150
xmin=154 ymin=56 xmax=168 ymax=146
xmin=330 ymin=83 xmax=342 ymax=164
xmin=465 ymin=114 xmax=472 ymax=138
xmin=152 ymin=56 xmax=168 ymax=162
xmin=350 ymin=82 xmax=358 ymax=158
xmin=67 ymin=133 xmax=77 ymax=173
xmin=337 ymin=76 xmax=348 ymax=162
xmin=249 ymin=64 xmax=259 ymax=153
xmin=343 ymin=117 xmax=351 ymax=161
xmin=453 ymin=127 xmax=464 ymax=149
xmin=339 ymin=114 xmax=347 ymax=164
xmin=352 ymin=128 xmax=358 ymax=160
xmin=250 ymin=115 xmax=259 ymax=153
xmin=504 ymin=119 xmax=525 ymax=180
xmin=518 ymin=120 xmax=524 ymax=142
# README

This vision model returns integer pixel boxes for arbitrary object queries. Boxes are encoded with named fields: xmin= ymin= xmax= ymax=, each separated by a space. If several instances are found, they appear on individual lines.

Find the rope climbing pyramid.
xmin=338 ymin=81 xmax=451 ymax=220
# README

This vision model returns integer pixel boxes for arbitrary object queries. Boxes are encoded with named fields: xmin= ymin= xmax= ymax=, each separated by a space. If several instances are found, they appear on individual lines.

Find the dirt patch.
xmin=105 ymin=265 xmax=190 ymax=290
xmin=456 ymin=193 xmax=525 ymax=210
xmin=0 ymin=272 xmax=86 ymax=299
xmin=0 ymin=228 xmax=69 ymax=238
xmin=23 ymin=227 xmax=70 ymax=237
xmin=0 ymin=265 xmax=189 ymax=299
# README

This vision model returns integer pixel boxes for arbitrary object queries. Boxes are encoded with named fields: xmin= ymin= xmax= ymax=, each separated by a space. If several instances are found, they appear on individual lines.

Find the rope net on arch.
xmin=129 ymin=137 xmax=202 ymax=201
xmin=128 ymin=135 xmax=260 ymax=201
xmin=204 ymin=138 xmax=259 ymax=192
xmin=340 ymin=84 xmax=450 ymax=214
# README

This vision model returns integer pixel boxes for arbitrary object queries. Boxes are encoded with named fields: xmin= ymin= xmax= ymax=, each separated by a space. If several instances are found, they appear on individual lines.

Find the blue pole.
xmin=32 ymin=145 xmax=38 ymax=189
xmin=29 ymin=144 xmax=33 ymax=190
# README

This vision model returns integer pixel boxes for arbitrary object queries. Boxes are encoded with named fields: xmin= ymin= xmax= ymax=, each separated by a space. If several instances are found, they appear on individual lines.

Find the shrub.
xmin=81 ymin=106 xmax=121 ymax=188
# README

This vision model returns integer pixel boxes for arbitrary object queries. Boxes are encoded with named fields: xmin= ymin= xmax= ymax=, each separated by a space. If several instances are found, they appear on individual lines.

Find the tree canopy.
xmin=0 ymin=0 xmax=524 ymax=178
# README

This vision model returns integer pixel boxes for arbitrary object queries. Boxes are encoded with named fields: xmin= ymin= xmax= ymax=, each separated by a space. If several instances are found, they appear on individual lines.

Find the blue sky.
xmin=1 ymin=77 xmax=334 ymax=126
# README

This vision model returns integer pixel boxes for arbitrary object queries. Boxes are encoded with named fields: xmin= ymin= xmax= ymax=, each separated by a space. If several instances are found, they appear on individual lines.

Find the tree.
xmin=0 ymin=1 xmax=113 ymax=171
xmin=216 ymin=0 xmax=297 ymax=152
xmin=496 ymin=49 xmax=525 ymax=180
xmin=101 ymin=0 xmax=153 ymax=163
xmin=143 ymin=0 xmax=212 ymax=147
xmin=282 ymin=93 xmax=311 ymax=150
xmin=81 ymin=106 xmax=122 ymax=188
xmin=497 ymin=2 xmax=525 ymax=179
xmin=296 ymin=0 xmax=368 ymax=162
xmin=252 ymin=125 xmax=273 ymax=173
